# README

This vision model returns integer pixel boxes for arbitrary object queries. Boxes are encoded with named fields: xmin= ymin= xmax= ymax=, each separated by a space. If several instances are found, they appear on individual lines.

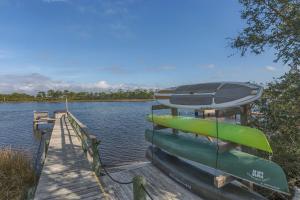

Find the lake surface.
xmin=0 ymin=102 xmax=156 ymax=166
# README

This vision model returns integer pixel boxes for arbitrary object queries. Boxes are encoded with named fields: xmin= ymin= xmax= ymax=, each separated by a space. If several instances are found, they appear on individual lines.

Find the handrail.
xmin=67 ymin=111 xmax=94 ymax=142
xmin=66 ymin=111 xmax=153 ymax=199
xmin=67 ymin=112 xmax=86 ymax=128
xmin=66 ymin=112 xmax=101 ymax=176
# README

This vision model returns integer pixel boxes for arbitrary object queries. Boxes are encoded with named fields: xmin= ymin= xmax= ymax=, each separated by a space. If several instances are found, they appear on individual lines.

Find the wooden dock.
xmin=34 ymin=113 xmax=104 ymax=199
xmin=33 ymin=111 xmax=55 ymax=129
xmin=34 ymin=112 xmax=203 ymax=200
xmin=100 ymin=162 xmax=202 ymax=200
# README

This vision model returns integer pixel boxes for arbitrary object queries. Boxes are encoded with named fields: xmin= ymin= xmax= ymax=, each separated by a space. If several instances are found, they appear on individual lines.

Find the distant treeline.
xmin=0 ymin=89 xmax=154 ymax=102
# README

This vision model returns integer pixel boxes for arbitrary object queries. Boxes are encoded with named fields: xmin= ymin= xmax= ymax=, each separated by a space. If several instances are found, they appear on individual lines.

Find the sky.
xmin=0 ymin=0 xmax=289 ymax=94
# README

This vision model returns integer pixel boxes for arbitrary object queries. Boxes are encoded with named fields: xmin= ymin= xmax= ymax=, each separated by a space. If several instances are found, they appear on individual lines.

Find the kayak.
xmin=145 ymin=129 xmax=289 ymax=194
xmin=146 ymin=147 xmax=266 ymax=200
xmin=155 ymin=82 xmax=263 ymax=109
xmin=147 ymin=114 xmax=272 ymax=153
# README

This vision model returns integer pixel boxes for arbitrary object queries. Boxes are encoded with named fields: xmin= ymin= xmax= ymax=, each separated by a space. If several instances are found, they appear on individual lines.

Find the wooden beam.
xmin=240 ymin=105 xmax=250 ymax=126
xmin=154 ymin=125 xmax=168 ymax=130
xmin=171 ymin=108 xmax=178 ymax=116
xmin=194 ymin=110 xmax=199 ymax=118
xmin=206 ymin=136 xmax=214 ymax=142
xmin=171 ymin=108 xmax=179 ymax=134
xmin=214 ymin=175 xmax=234 ymax=188
xmin=151 ymin=104 xmax=170 ymax=110
xmin=239 ymin=105 xmax=250 ymax=152
xmin=218 ymin=142 xmax=238 ymax=153
xmin=133 ymin=176 xmax=146 ymax=200
xmin=241 ymin=181 xmax=254 ymax=192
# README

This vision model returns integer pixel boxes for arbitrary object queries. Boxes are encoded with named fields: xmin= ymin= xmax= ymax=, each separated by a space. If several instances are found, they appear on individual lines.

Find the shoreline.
xmin=0 ymin=99 xmax=154 ymax=103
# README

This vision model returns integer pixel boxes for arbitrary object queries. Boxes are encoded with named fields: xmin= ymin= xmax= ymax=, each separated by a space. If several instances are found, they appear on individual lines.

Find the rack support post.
xmin=133 ymin=175 xmax=146 ymax=200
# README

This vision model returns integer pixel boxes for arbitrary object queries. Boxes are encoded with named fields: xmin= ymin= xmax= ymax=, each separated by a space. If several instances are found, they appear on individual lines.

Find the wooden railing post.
xmin=40 ymin=141 xmax=45 ymax=165
xmin=81 ymin=132 xmax=88 ymax=155
xmin=171 ymin=108 xmax=178 ymax=134
xmin=133 ymin=176 xmax=146 ymax=200
xmin=40 ymin=139 xmax=49 ymax=164
xmin=90 ymin=135 xmax=101 ymax=176
xmin=240 ymin=105 xmax=250 ymax=126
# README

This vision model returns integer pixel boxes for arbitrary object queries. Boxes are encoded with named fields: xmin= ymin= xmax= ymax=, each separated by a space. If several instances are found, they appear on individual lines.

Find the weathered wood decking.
xmin=100 ymin=162 xmax=202 ymax=200
xmin=34 ymin=112 xmax=203 ymax=200
xmin=34 ymin=113 xmax=103 ymax=199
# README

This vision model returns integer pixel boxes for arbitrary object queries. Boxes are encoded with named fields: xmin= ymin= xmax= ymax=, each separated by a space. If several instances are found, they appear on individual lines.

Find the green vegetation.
xmin=0 ymin=148 xmax=36 ymax=200
xmin=251 ymin=70 xmax=300 ymax=199
xmin=0 ymin=89 xmax=154 ymax=102
xmin=232 ymin=0 xmax=299 ymax=69
xmin=233 ymin=1 xmax=299 ymax=198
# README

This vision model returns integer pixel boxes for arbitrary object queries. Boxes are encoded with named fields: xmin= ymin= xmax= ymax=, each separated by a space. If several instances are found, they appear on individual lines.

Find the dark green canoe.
xmin=145 ymin=129 xmax=289 ymax=194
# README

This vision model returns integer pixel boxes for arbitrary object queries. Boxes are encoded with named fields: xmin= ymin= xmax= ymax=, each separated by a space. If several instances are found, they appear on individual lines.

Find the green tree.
xmin=250 ymin=70 xmax=300 ymax=198
xmin=47 ymin=90 xmax=55 ymax=98
xmin=63 ymin=90 xmax=70 ymax=97
xmin=232 ymin=0 xmax=300 ymax=69
xmin=0 ymin=89 xmax=154 ymax=102
xmin=232 ymin=1 xmax=300 ymax=198
xmin=36 ymin=91 xmax=46 ymax=98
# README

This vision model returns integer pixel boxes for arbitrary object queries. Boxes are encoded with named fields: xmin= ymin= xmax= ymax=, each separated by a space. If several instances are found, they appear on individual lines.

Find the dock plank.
xmin=34 ymin=114 xmax=102 ymax=200
xmin=100 ymin=163 xmax=203 ymax=200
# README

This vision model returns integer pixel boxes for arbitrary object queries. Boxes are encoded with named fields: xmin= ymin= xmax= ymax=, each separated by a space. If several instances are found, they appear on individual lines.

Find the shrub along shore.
xmin=0 ymin=89 xmax=154 ymax=102
xmin=0 ymin=148 xmax=36 ymax=200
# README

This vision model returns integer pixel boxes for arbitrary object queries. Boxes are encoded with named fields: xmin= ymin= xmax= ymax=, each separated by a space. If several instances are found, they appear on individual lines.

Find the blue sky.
xmin=0 ymin=0 xmax=288 ymax=93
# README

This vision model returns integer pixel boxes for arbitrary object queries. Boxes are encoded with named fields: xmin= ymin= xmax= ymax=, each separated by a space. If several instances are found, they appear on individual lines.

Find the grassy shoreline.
xmin=0 ymin=148 xmax=36 ymax=200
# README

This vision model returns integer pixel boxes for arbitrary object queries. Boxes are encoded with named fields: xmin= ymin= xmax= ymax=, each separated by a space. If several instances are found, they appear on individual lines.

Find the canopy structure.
xmin=154 ymin=82 xmax=263 ymax=109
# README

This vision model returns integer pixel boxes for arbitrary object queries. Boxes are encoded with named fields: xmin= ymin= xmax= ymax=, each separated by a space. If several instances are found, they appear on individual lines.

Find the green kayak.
xmin=145 ymin=129 xmax=289 ymax=194
xmin=147 ymin=114 xmax=272 ymax=153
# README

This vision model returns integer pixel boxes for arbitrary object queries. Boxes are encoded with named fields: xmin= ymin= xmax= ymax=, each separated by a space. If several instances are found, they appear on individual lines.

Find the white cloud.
xmin=265 ymin=66 xmax=276 ymax=71
xmin=0 ymin=73 xmax=151 ymax=94
xmin=95 ymin=81 xmax=110 ymax=89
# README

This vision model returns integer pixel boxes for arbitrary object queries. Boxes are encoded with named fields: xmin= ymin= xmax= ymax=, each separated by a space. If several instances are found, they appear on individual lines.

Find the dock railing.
xmin=66 ymin=111 xmax=152 ymax=200
xmin=67 ymin=112 xmax=102 ymax=176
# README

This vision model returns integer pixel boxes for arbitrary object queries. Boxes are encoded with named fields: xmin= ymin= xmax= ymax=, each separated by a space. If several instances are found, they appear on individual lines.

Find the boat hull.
xmin=145 ymin=129 xmax=289 ymax=194
xmin=147 ymin=114 xmax=272 ymax=153
xmin=146 ymin=146 xmax=267 ymax=200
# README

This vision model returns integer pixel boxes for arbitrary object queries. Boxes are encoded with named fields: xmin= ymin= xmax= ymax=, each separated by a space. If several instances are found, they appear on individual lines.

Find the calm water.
xmin=0 ymin=102 xmax=156 ymax=166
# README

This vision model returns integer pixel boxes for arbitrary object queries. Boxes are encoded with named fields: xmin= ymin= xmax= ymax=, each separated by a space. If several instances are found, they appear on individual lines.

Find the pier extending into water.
xmin=33 ymin=111 xmax=202 ymax=200
xmin=34 ymin=112 xmax=103 ymax=199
